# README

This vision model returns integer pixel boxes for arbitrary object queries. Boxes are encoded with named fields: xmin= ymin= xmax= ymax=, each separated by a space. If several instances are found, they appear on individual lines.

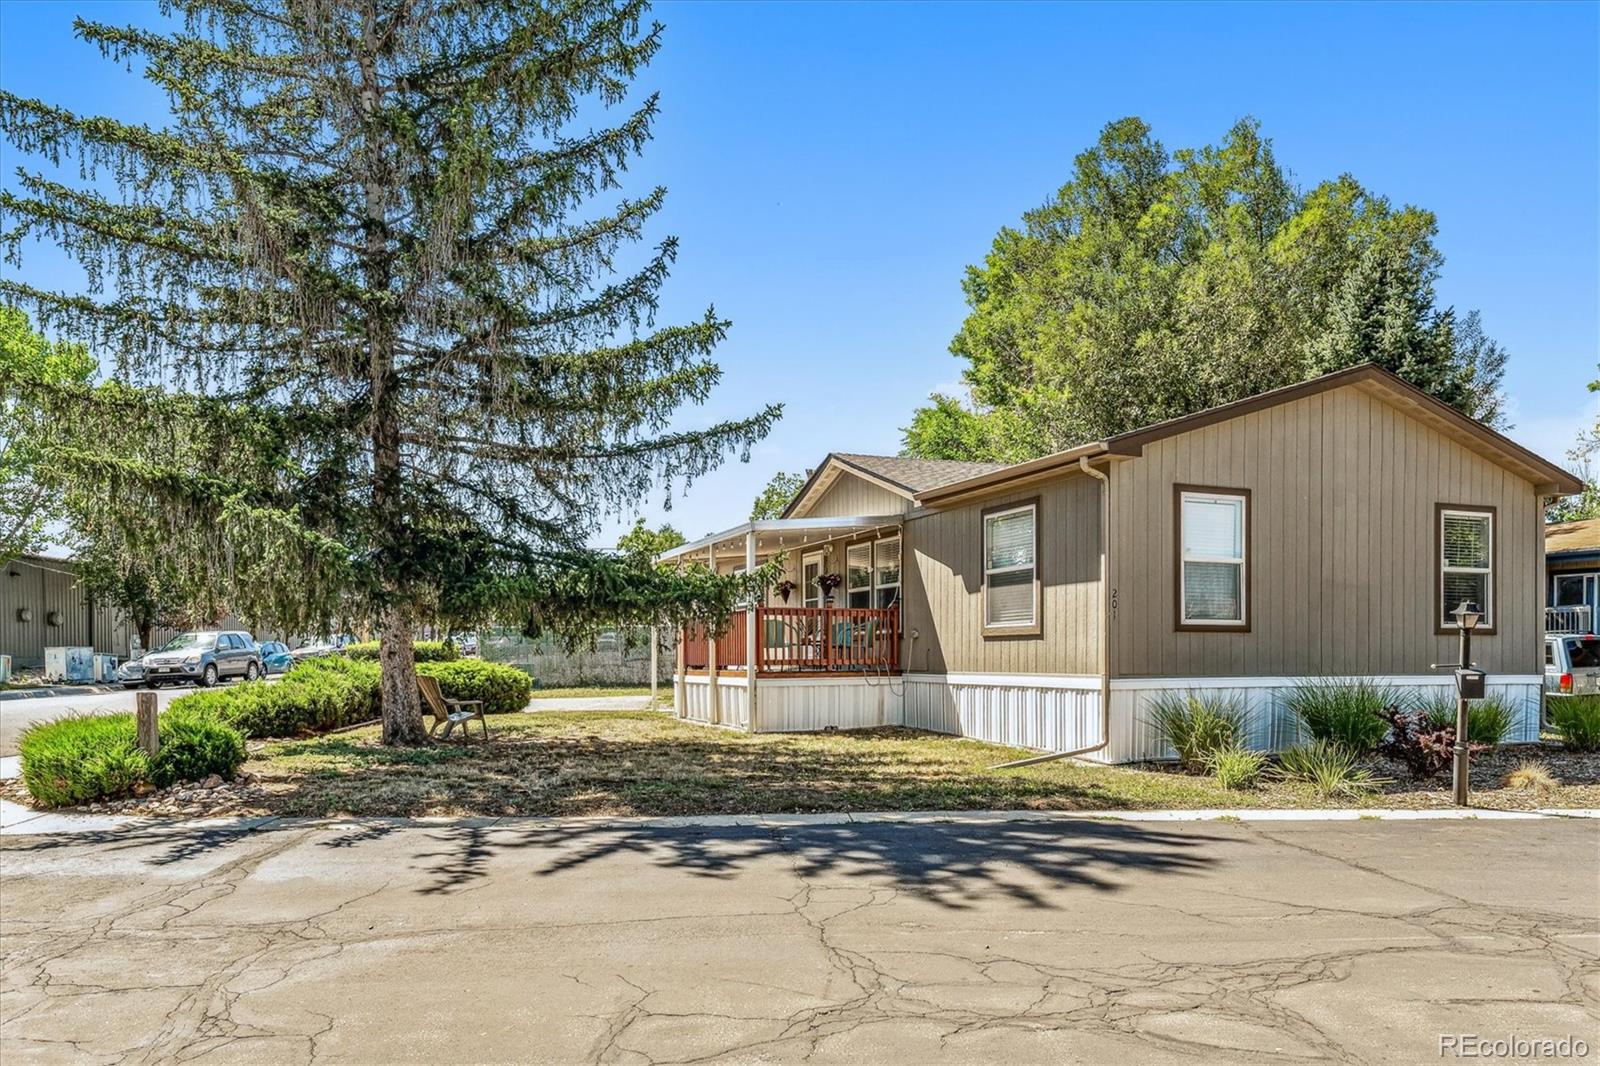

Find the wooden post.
xmin=707 ymin=542 xmax=721 ymax=725
xmin=674 ymin=562 xmax=687 ymax=718
xmin=745 ymin=528 xmax=758 ymax=733
xmin=136 ymin=690 xmax=159 ymax=757
xmin=649 ymin=624 xmax=659 ymax=710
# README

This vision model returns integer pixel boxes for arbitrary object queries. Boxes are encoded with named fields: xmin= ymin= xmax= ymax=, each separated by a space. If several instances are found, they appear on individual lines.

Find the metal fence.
xmin=480 ymin=626 xmax=674 ymax=687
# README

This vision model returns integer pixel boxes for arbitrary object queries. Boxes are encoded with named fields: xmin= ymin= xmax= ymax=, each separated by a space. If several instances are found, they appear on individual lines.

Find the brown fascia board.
xmin=915 ymin=363 xmax=1583 ymax=506
xmin=915 ymin=441 xmax=1126 ymax=506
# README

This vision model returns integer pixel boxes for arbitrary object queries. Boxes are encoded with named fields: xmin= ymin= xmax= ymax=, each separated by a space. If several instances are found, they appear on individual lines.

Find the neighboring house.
xmin=0 ymin=553 xmax=265 ymax=671
xmin=1546 ymin=517 xmax=1599 ymax=635
xmin=0 ymin=554 xmax=137 ymax=669
xmin=659 ymin=363 xmax=1582 ymax=762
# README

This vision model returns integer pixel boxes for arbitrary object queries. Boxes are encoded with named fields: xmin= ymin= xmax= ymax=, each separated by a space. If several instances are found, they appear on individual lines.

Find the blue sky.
xmin=2 ymin=0 xmax=1596 ymax=547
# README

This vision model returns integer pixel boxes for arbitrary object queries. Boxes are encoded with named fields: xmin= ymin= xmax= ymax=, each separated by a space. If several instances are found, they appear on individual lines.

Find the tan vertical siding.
xmin=1108 ymin=386 xmax=1544 ymax=678
xmin=802 ymin=472 xmax=908 ymax=518
xmin=902 ymin=478 xmax=1102 ymax=675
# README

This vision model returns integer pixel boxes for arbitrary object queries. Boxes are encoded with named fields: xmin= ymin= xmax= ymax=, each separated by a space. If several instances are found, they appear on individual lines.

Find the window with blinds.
xmin=1179 ymin=490 xmax=1247 ymax=626
xmin=1439 ymin=508 xmax=1492 ymax=628
xmin=984 ymin=504 xmax=1037 ymax=629
xmin=874 ymin=537 xmax=901 ymax=608
xmin=845 ymin=542 xmax=872 ymax=609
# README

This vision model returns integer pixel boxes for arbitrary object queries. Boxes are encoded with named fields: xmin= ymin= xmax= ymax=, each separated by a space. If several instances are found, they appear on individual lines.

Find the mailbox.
xmin=1454 ymin=668 xmax=1486 ymax=700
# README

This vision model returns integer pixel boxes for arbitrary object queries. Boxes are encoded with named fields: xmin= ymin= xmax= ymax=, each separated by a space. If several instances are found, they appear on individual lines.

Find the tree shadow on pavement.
xmin=410 ymin=818 xmax=1230 ymax=909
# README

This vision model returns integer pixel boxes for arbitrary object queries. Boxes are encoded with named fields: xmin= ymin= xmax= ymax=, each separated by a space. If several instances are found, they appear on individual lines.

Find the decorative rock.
xmin=200 ymin=774 xmax=224 ymax=789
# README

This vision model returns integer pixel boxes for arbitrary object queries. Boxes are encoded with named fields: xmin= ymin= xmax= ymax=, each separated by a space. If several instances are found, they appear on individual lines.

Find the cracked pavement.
xmin=1 ymin=816 xmax=1596 ymax=1064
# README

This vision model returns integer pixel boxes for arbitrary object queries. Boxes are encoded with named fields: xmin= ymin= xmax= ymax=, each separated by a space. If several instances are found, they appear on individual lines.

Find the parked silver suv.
xmin=140 ymin=630 xmax=263 ymax=687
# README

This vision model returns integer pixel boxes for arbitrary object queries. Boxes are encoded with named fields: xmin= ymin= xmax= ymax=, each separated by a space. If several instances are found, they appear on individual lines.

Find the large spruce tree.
xmin=0 ymin=0 xmax=777 ymax=743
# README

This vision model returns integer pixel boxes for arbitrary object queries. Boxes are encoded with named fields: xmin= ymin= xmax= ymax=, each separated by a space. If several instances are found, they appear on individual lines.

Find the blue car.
xmin=257 ymin=640 xmax=295 ymax=675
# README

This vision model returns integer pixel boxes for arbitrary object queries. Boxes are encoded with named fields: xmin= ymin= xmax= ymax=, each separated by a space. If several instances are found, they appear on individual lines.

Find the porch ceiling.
xmin=656 ymin=515 xmax=903 ymax=566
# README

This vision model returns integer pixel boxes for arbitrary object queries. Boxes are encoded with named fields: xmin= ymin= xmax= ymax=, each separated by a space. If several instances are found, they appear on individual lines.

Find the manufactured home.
xmin=1545 ymin=517 xmax=1599 ymax=636
xmin=659 ymin=364 xmax=1582 ymax=762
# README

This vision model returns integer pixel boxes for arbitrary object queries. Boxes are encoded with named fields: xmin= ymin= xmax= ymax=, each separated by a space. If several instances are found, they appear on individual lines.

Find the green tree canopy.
xmin=0 ymin=307 xmax=94 ymax=562
xmin=904 ymin=117 xmax=1509 ymax=461
xmin=750 ymin=470 xmax=804 ymax=520
xmin=0 ymin=0 xmax=778 ymax=743
xmin=616 ymin=518 xmax=685 ymax=564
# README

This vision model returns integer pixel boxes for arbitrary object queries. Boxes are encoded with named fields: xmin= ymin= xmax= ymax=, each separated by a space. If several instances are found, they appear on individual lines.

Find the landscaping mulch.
xmin=6 ymin=713 xmax=1596 ymax=820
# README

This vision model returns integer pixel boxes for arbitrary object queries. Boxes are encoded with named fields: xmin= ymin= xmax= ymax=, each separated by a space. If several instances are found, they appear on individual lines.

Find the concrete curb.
xmin=3 ymin=803 xmax=1596 ymax=838
xmin=0 ymin=684 xmax=126 ymax=702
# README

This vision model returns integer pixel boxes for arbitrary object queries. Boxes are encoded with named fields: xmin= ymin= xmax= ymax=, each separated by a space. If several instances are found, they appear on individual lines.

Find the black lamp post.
xmin=1448 ymin=600 xmax=1483 ymax=806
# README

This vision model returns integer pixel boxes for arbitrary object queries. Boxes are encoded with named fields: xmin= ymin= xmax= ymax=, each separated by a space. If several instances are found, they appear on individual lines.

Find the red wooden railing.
xmin=681 ymin=606 xmax=899 ymax=674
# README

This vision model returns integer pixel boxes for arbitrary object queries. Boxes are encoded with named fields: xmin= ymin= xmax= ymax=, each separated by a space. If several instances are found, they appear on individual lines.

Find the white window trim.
xmin=1179 ymin=490 xmax=1247 ymax=627
xmin=983 ymin=503 xmax=1037 ymax=630
xmin=801 ymin=551 xmax=824 ymax=609
xmin=1440 ymin=507 xmax=1493 ymax=629
xmin=874 ymin=535 xmax=901 ymax=607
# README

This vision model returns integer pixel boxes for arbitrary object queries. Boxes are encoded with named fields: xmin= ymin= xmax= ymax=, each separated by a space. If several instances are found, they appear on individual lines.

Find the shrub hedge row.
xmin=18 ymin=708 xmax=246 ymax=808
xmin=168 ymin=655 xmax=532 ymax=737
xmin=342 ymin=639 xmax=459 ymax=662
xmin=19 ymin=654 xmax=532 ymax=807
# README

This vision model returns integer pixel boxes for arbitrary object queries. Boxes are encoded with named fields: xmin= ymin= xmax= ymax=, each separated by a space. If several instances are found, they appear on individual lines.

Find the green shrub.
xmin=166 ymin=656 xmax=527 ymax=739
xmin=1285 ymin=679 xmax=1397 ymax=752
xmin=1207 ymin=745 xmax=1265 ymax=790
xmin=1145 ymin=692 xmax=1247 ymax=771
xmin=1274 ymin=740 xmax=1382 ymax=799
xmin=171 ymin=656 xmax=381 ymax=738
xmin=18 ymin=710 xmax=247 ymax=807
xmin=343 ymin=640 xmax=458 ymax=663
xmin=149 ymin=709 xmax=247 ymax=788
xmin=1547 ymin=695 xmax=1600 ymax=753
xmin=1416 ymin=693 xmax=1515 ymax=747
xmin=418 ymin=659 xmax=532 ymax=715
xmin=19 ymin=714 xmax=149 ymax=807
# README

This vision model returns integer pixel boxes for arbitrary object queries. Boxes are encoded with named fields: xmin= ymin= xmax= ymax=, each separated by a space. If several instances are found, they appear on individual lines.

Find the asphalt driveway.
xmin=2 ymin=816 xmax=1595 ymax=1064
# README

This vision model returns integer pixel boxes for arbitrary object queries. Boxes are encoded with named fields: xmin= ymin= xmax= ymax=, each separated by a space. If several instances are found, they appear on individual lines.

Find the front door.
xmin=802 ymin=552 xmax=824 ymax=609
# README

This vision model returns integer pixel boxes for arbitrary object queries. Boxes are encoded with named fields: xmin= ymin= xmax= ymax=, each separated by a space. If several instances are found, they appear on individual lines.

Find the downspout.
xmin=992 ymin=455 xmax=1113 ymax=769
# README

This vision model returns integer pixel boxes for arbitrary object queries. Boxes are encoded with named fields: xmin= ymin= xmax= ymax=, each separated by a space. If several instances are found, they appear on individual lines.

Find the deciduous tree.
xmin=750 ymin=470 xmax=804 ymax=520
xmin=905 ymin=117 xmax=1509 ymax=460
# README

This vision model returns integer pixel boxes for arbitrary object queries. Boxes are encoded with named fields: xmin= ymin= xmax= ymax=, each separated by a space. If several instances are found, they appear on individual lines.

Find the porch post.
xmin=649 ymin=624 xmax=659 ymax=711
xmin=745 ymin=528 xmax=758 ymax=733
xmin=673 ymin=562 xmax=687 ymax=718
xmin=707 ymin=541 xmax=721 ymax=725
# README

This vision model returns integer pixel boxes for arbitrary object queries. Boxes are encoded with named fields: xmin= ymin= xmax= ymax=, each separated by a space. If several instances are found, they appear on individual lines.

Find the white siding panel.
xmin=757 ymin=678 xmax=901 ymax=732
xmin=902 ymin=674 xmax=1103 ymax=752
xmin=1104 ymin=675 xmax=1544 ymax=764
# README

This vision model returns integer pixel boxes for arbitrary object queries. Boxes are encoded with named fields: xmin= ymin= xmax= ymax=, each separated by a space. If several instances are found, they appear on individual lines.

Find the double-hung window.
xmin=846 ymin=543 xmax=873 ymax=609
xmin=873 ymin=537 xmax=901 ymax=608
xmin=1178 ymin=487 xmax=1248 ymax=629
xmin=1438 ymin=506 xmax=1493 ymax=630
xmin=983 ymin=503 xmax=1037 ymax=632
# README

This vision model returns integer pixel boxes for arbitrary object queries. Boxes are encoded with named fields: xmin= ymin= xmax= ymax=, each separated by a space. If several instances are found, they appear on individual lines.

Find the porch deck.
xmin=683 ymin=606 xmax=901 ymax=676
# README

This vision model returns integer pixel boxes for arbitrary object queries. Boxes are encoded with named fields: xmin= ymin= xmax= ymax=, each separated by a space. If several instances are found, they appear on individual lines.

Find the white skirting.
xmin=1105 ymin=675 xmax=1545 ymax=764
xmin=674 ymin=672 xmax=1545 ymax=763
xmin=904 ymin=673 xmax=1101 ymax=753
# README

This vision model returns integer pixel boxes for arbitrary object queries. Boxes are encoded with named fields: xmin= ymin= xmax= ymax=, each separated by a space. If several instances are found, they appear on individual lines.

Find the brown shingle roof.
xmin=831 ymin=453 xmax=1008 ymax=494
xmin=1547 ymin=518 xmax=1600 ymax=557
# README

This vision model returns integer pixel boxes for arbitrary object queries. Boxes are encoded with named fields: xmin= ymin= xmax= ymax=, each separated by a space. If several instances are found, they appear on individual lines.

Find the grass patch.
xmin=529 ymin=685 xmax=658 ymax=700
xmin=254 ymin=712 xmax=1289 ymax=818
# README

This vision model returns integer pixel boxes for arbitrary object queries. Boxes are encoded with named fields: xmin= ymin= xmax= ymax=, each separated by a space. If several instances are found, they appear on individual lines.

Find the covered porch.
xmin=657 ymin=515 xmax=907 ymax=732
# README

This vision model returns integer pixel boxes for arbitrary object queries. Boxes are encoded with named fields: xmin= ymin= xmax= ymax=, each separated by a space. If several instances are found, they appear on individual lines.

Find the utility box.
xmin=43 ymin=646 xmax=94 ymax=683
xmin=1454 ymin=668 xmax=1487 ymax=701
xmin=92 ymin=655 xmax=120 ymax=683
xmin=0 ymin=655 xmax=10 ymax=684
